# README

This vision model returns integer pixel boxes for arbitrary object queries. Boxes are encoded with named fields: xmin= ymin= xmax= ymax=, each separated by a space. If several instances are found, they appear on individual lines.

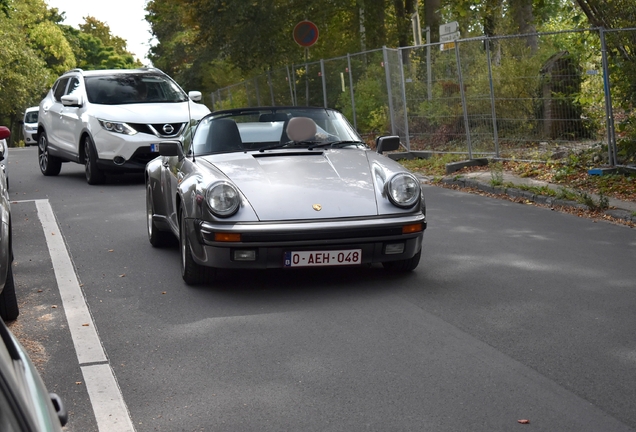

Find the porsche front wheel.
xmin=146 ymin=184 xmax=172 ymax=247
xmin=180 ymin=206 xmax=207 ymax=285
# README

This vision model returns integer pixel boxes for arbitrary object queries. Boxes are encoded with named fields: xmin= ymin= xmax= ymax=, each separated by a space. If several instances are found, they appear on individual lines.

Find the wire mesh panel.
xmin=383 ymin=48 xmax=409 ymax=149
xmin=210 ymin=28 xmax=636 ymax=163
xmin=407 ymin=42 xmax=466 ymax=153
xmin=488 ymin=31 xmax=602 ymax=159
xmin=342 ymin=49 xmax=392 ymax=141
xmin=604 ymin=28 xmax=636 ymax=165
xmin=322 ymin=56 xmax=351 ymax=111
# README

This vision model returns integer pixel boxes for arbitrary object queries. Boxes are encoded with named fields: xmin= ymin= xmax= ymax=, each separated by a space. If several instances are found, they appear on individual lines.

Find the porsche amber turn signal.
xmin=402 ymin=223 xmax=424 ymax=234
xmin=214 ymin=232 xmax=241 ymax=242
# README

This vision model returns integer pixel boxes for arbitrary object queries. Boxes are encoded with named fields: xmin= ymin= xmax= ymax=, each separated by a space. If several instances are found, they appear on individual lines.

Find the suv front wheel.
xmin=84 ymin=135 xmax=105 ymax=185
xmin=38 ymin=131 xmax=62 ymax=176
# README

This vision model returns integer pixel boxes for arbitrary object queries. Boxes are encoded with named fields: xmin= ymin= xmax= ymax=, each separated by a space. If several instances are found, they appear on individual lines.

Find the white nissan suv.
xmin=37 ymin=68 xmax=210 ymax=184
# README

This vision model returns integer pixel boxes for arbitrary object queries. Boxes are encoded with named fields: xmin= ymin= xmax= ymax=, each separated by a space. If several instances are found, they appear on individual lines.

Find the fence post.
xmin=454 ymin=42 xmax=472 ymax=159
xmin=254 ymin=78 xmax=261 ymax=106
xmin=286 ymin=65 xmax=294 ymax=105
xmin=398 ymin=49 xmax=411 ymax=151
xmin=426 ymin=26 xmax=432 ymax=101
xmin=291 ymin=67 xmax=298 ymax=106
xmin=383 ymin=46 xmax=396 ymax=135
xmin=305 ymin=63 xmax=310 ymax=105
xmin=244 ymin=82 xmax=250 ymax=107
xmin=347 ymin=54 xmax=357 ymax=130
xmin=599 ymin=27 xmax=618 ymax=166
xmin=320 ymin=59 xmax=328 ymax=108
xmin=210 ymin=92 xmax=216 ymax=111
xmin=485 ymin=38 xmax=500 ymax=158
xmin=267 ymin=71 xmax=275 ymax=106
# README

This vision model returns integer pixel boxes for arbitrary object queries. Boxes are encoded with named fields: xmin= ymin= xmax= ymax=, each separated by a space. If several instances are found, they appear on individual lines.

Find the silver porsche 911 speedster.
xmin=145 ymin=106 xmax=426 ymax=284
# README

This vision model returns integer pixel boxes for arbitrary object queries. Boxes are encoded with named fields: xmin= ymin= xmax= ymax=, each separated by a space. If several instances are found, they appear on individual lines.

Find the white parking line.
xmin=26 ymin=199 xmax=136 ymax=432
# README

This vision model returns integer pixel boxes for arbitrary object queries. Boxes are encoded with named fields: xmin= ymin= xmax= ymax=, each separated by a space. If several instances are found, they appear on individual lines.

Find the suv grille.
xmin=129 ymin=122 xmax=186 ymax=138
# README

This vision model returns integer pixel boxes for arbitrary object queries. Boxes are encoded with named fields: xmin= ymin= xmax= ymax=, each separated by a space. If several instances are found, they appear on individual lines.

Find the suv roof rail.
xmin=139 ymin=67 xmax=165 ymax=73
xmin=64 ymin=68 xmax=84 ymax=74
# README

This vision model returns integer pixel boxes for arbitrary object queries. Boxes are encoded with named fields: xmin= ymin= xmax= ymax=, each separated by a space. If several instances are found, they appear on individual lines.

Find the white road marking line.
xmin=82 ymin=364 xmax=135 ymax=432
xmin=30 ymin=199 xmax=135 ymax=432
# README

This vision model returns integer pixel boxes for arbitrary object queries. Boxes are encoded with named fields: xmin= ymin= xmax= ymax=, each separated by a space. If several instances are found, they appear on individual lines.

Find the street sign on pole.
xmin=439 ymin=21 xmax=459 ymax=37
xmin=439 ymin=21 xmax=460 ymax=51
xmin=293 ymin=21 xmax=319 ymax=47
xmin=440 ymin=31 xmax=460 ymax=43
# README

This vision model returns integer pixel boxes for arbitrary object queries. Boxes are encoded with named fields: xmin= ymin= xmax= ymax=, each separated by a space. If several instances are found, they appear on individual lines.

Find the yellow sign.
xmin=440 ymin=42 xmax=455 ymax=51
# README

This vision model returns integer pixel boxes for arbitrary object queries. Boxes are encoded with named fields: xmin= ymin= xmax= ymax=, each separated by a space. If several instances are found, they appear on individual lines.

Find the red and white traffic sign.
xmin=293 ymin=21 xmax=319 ymax=47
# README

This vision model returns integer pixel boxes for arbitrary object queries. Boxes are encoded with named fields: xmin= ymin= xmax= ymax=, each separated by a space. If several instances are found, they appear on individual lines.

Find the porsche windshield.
xmin=191 ymin=108 xmax=364 ymax=155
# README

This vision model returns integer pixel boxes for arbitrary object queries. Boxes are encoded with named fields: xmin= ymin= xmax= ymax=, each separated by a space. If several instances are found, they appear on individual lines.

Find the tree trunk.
xmin=424 ymin=0 xmax=441 ymax=43
xmin=359 ymin=0 xmax=387 ymax=50
xmin=509 ymin=0 xmax=537 ymax=51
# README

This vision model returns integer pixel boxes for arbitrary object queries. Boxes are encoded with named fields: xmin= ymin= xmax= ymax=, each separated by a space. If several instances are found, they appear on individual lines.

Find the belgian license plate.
xmin=284 ymin=249 xmax=362 ymax=267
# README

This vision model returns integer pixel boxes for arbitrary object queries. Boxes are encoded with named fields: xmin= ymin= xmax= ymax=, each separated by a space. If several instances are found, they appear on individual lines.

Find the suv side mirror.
xmin=376 ymin=136 xmax=400 ymax=154
xmin=188 ymin=91 xmax=202 ymax=102
xmin=61 ymin=94 xmax=83 ymax=107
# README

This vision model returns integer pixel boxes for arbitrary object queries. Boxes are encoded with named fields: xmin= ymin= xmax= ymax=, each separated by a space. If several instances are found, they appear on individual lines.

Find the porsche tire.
xmin=180 ymin=205 xmax=208 ymax=285
xmin=84 ymin=136 xmax=105 ymax=185
xmin=146 ymin=184 xmax=171 ymax=247
xmin=382 ymin=249 xmax=421 ymax=272
xmin=38 ymin=131 xmax=62 ymax=176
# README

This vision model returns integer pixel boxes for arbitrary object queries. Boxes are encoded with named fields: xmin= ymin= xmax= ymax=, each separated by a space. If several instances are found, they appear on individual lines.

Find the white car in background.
xmin=37 ymin=67 xmax=210 ymax=184
xmin=22 ymin=106 xmax=39 ymax=146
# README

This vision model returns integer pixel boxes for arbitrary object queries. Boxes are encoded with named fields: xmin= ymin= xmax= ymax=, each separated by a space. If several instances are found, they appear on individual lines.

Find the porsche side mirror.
xmin=156 ymin=141 xmax=184 ymax=160
xmin=376 ymin=135 xmax=401 ymax=154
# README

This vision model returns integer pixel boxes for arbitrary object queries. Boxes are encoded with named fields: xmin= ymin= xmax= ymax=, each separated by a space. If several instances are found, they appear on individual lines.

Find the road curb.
xmin=438 ymin=177 xmax=636 ymax=224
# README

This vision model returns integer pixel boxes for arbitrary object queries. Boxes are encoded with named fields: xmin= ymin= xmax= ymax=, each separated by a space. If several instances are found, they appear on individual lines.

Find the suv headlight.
xmin=98 ymin=119 xmax=137 ymax=135
xmin=206 ymin=181 xmax=240 ymax=217
xmin=386 ymin=173 xmax=420 ymax=208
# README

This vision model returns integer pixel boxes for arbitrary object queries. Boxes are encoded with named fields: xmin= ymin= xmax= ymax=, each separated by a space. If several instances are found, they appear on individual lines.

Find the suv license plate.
xmin=284 ymin=249 xmax=362 ymax=267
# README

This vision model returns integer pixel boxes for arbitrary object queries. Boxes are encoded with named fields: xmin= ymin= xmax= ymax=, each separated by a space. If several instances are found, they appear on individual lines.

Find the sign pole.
xmin=305 ymin=48 xmax=309 ymax=105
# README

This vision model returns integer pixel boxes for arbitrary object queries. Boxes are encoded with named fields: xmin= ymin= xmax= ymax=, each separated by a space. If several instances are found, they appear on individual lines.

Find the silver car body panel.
xmin=146 ymin=107 xmax=426 ymax=270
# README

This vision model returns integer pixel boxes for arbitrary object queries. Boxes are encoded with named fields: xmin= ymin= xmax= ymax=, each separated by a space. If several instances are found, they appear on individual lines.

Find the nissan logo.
xmin=162 ymin=124 xmax=175 ymax=134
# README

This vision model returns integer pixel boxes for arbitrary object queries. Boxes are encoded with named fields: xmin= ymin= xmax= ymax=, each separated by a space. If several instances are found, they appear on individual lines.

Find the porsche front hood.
xmin=204 ymin=150 xmax=379 ymax=221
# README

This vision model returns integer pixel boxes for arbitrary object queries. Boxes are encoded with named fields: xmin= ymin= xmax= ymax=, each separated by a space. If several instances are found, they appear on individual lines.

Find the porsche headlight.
xmin=98 ymin=119 xmax=137 ymax=135
xmin=386 ymin=173 xmax=420 ymax=208
xmin=206 ymin=181 xmax=240 ymax=217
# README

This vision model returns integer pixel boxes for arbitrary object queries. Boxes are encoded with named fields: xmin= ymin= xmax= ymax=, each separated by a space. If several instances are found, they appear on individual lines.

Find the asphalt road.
xmin=6 ymin=146 xmax=636 ymax=432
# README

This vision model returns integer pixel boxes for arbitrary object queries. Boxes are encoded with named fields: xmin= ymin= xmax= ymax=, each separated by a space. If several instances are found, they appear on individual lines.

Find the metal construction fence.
xmin=207 ymin=27 xmax=636 ymax=166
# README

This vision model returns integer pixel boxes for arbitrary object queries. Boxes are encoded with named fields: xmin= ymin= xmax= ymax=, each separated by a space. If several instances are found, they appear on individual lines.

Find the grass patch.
xmin=400 ymin=153 xmax=467 ymax=177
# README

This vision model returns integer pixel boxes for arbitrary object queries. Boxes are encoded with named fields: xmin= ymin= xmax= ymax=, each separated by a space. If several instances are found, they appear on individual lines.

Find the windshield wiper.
xmin=307 ymin=140 xmax=366 ymax=150
xmin=259 ymin=141 xmax=320 ymax=152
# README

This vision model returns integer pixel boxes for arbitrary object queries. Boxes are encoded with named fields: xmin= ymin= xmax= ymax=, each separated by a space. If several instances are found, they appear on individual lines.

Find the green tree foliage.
xmin=77 ymin=16 xmax=142 ymax=68
xmin=0 ymin=0 xmax=55 ymax=134
xmin=0 ymin=0 xmax=141 ymax=145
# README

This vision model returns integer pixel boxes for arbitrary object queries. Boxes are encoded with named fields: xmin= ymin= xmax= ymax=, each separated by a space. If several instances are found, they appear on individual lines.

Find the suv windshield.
xmin=85 ymin=73 xmax=188 ymax=105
